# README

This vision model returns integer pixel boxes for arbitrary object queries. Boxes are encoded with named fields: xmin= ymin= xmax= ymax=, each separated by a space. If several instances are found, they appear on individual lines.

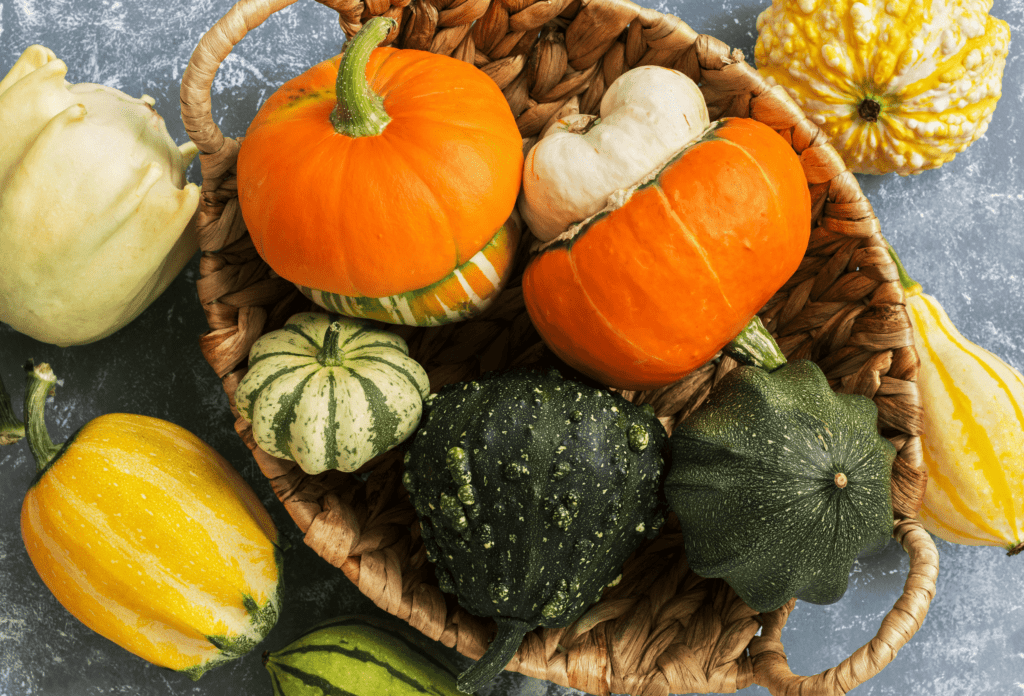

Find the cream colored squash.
xmin=518 ymin=65 xmax=710 ymax=241
xmin=888 ymin=244 xmax=1024 ymax=556
xmin=0 ymin=45 xmax=201 ymax=346
xmin=755 ymin=0 xmax=1011 ymax=176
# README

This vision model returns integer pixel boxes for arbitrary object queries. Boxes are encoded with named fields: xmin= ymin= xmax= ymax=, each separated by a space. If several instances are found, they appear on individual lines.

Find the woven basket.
xmin=180 ymin=0 xmax=940 ymax=693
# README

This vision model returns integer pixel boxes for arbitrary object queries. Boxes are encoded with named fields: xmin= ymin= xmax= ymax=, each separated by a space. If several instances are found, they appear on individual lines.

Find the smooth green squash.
xmin=401 ymin=366 xmax=667 ymax=693
xmin=664 ymin=318 xmax=896 ymax=613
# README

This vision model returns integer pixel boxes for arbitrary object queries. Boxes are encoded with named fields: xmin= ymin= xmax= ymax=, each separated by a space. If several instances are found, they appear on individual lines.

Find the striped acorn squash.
xmin=235 ymin=312 xmax=430 ymax=474
xmin=16 ymin=361 xmax=283 ymax=679
xmin=264 ymin=614 xmax=466 ymax=695
xmin=889 ymin=244 xmax=1024 ymax=555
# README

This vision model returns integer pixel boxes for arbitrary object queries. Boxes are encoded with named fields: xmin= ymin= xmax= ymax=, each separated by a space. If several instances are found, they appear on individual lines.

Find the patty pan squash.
xmin=665 ymin=319 xmax=896 ymax=613
xmin=0 ymin=45 xmax=201 ymax=346
xmin=755 ymin=0 xmax=1011 ymax=176
xmin=236 ymin=18 xmax=522 ymax=327
xmin=15 ymin=361 xmax=283 ymax=679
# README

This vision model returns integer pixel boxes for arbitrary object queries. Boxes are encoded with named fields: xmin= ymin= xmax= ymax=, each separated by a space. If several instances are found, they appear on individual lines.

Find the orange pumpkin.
xmin=236 ymin=18 xmax=523 ymax=324
xmin=522 ymin=117 xmax=811 ymax=390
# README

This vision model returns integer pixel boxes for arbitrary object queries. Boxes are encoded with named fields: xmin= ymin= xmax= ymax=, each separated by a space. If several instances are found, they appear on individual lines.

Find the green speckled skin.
xmin=402 ymin=367 xmax=667 ymax=691
xmin=665 ymin=359 xmax=895 ymax=614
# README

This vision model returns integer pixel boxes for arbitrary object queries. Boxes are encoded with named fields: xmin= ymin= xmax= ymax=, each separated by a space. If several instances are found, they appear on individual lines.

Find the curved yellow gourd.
xmin=17 ymin=362 xmax=284 ymax=678
xmin=888 ymin=245 xmax=1023 ymax=555
xmin=755 ymin=0 xmax=1011 ymax=176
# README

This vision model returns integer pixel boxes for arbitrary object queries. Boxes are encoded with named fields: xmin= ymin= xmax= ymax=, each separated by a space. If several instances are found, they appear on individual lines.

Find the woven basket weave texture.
xmin=179 ymin=0 xmax=940 ymax=694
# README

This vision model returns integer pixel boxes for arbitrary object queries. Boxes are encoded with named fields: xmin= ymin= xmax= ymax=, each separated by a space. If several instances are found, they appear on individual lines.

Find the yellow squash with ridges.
xmin=16 ymin=361 xmax=284 ymax=678
xmin=888 ymin=245 xmax=1024 ymax=555
xmin=755 ymin=0 xmax=1011 ymax=175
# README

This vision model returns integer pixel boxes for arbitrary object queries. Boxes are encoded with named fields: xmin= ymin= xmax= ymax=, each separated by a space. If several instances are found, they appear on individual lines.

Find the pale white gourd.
xmin=0 ymin=45 xmax=201 ymax=346
xmin=519 ymin=65 xmax=710 ymax=242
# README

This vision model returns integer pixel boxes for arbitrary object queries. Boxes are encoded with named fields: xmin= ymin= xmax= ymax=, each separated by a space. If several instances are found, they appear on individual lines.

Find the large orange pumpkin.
xmin=522 ymin=116 xmax=811 ymax=390
xmin=236 ymin=17 xmax=523 ymax=325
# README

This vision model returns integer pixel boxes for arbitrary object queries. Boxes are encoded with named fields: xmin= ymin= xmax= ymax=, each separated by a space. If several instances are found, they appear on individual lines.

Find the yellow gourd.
xmin=15 ymin=362 xmax=284 ymax=678
xmin=888 ymin=245 xmax=1024 ymax=556
xmin=754 ymin=0 xmax=1011 ymax=176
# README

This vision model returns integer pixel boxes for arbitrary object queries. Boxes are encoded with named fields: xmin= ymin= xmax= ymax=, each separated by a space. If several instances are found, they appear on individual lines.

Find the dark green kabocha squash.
xmin=664 ymin=317 xmax=896 ymax=614
xmin=401 ymin=366 xmax=667 ymax=693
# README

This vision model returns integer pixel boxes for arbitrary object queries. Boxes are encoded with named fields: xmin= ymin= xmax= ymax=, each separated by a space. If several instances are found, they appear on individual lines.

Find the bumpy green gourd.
xmin=264 ymin=614 xmax=466 ymax=695
xmin=402 ymin=367 xmax=667 ymax=693
xmin=664 ymin=318 xmax=895 ymax=613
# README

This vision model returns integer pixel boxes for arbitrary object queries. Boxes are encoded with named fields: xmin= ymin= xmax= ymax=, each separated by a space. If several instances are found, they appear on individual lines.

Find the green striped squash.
xmin=298 ymin=219 xmax=519 ymax=327
xmin=235 ymin=312 xmax=430 ymax=474
xmin=264 ymin=615 xmax=466 ymax=696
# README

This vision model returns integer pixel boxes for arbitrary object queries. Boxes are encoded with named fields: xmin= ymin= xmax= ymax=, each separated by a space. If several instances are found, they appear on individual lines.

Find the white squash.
xmin=0 ymin=45 xmax=201 ymax=346
xmin=518 ymin=65 xmax=710 ymax=242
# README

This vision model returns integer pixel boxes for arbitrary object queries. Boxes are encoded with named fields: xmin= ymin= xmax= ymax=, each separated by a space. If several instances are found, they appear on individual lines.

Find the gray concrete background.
xmin=1 ymin=0 xmax=1022 ymax=694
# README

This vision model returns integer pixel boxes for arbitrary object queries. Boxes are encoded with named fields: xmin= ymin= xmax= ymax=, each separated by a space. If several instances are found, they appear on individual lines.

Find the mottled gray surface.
xmin=1 ymin=0 xmax=1023 ymax=694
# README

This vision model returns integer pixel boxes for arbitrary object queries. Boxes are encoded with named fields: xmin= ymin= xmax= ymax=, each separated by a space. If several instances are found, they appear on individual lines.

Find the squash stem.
xmin=0 ymin=372 xmax=25 ymax=446
xmin=723 ymin=316 xmax=787 ymax=372
xmin=317 ymin=321 xmax=348 ymax=367
xmin=456 ymin=618 xmax=532 ymax=694
xmin=330 ymin=16 xmax=395 ymax=138
xmin=883 ymin=240 xmax=923 ymax=297
xmin=23 ymin=361 xmax=64 ymax=473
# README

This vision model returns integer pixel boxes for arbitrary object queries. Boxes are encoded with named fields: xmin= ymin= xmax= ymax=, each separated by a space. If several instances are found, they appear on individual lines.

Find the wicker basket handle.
xmin=749 ymin=518 xmax=939 ymax=695
xmin=181 ymin=0 xmax=370 ymax=158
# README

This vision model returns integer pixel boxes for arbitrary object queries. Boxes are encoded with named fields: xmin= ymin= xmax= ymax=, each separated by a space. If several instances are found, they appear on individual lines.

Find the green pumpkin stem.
xmin=0 ymin=372 xmax=25 ymax=446
xmin=23 ymin=361 xmax=64 ymax=473
xmin=330 ymin=16 xmax=396 ymax=137
xmin=723 ymin=315 xmax=787 ymax=372
xmin=883 ymin=240 xmax=923 ymax=296
xmin=456 ymin=618 xmax=532 ymax=694
xmin=317 ymin=321 xmax=348 ymax=367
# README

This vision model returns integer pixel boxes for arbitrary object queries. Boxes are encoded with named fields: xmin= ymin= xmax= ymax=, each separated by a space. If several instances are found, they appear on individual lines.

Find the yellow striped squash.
xmin=235 ymin=312 xmax=430 ymax=474
xmin=889 ymin=246 xmax=1024 ymax=555
xmin=16 ymin=362 xmax=284 ymax=678
xmin=298 ymin=218 xmax=519 ymax=327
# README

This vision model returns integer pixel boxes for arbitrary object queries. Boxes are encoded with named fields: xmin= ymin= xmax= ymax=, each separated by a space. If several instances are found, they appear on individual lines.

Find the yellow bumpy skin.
xmin=754 ymin=0 xmax=1011 ymax=176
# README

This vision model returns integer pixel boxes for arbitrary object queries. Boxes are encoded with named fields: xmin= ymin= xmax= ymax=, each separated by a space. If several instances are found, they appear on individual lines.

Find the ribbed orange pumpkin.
xmin=522 ymin=117 xmax=811 ymax=390
xmin=236 ymin=18 xmax=523 ymax=322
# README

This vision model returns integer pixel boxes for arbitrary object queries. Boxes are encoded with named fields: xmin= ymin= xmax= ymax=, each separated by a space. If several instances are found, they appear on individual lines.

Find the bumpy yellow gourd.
xmin=888 ymin=246 xmax=1023 ymax=556
xmin=0 ymin=45 xmax=200 ymax=346
xmin=16 ymin=362 xmax=284 ymax=678
xmin=755 ymin=0 xmax=1011 ymax=176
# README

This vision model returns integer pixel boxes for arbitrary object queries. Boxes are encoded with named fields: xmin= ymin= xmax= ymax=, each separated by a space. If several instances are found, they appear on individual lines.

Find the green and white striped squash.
xmin=264 ymin=614 xmax=466 ymax=696
xmin=235 ymin=312 xmax=430 ymax=474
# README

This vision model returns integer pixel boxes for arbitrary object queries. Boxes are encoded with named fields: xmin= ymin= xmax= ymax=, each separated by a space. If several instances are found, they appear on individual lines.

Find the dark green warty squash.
xmin=664 ymin=318 xmax=896 ymax=614
xmin=401 ymin=367 xmax=667 ymax=693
